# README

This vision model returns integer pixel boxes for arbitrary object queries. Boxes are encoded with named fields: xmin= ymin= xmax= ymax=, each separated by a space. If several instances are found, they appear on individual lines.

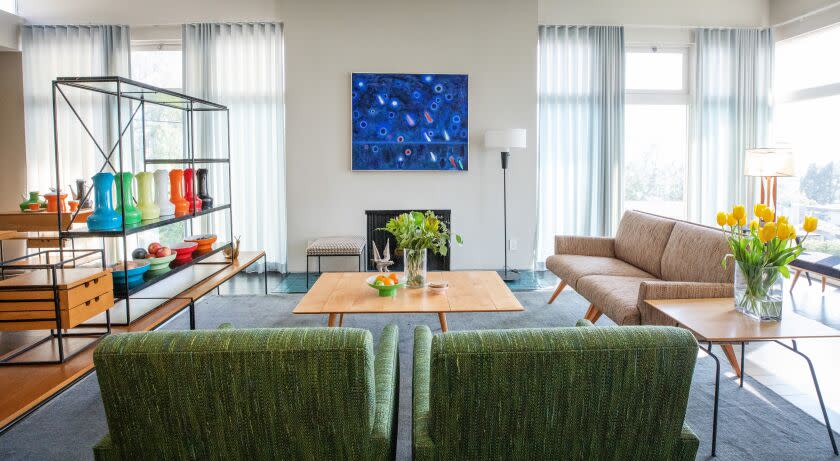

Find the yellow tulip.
xmin=761 ymin=207 xmax=775 ymax=222
xmin=738 ymin=216 xmax=747 ymax=227
xmin=732 ymin=205 xmax=746 ymax=220
xmin=790 ymin=227 xmax=797 ymax=241
xmin=803 ymin=216 xmax=818 ymax=233
xmin=777 ymin=222 xmax=791 ymax=240
xmin=716 ymin=212 xmax=727 ymax=227
xmin=726 ymin=214 xmax=737 ymax=227
xmin=754 ymin=203 xmax=766 ymax=218
xmin=749 ymin=219 xmax=759 ymax=232
xmin=777 ymin=215 xmax=789 ymax=225
xmin=759 ymin=222 xmax=776 ymax=243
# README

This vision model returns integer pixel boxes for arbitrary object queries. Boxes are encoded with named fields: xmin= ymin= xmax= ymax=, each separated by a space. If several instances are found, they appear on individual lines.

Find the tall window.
xmin=624 ymin=47 xmax=690 ymax=219
xmin=0 ymin=0 xmax=16 ymax=14
xmin=775 ymin=25 xmax=840 ymax=255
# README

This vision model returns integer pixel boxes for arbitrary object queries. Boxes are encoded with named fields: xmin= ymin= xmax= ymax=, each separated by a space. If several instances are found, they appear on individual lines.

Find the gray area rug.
xmin=1 ymin=290 xmax=837 ymax=460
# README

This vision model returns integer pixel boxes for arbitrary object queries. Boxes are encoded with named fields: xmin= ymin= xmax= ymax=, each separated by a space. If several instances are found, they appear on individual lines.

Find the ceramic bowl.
xmin=171 ymin=242 xmax=199 ymax=264
xmin=366 ymin=274 xmax=406 ymax=297
xmin=112 ymin=260 xmax=150 ymax=288
xmin=185 ymin=234 xmax=217 ymax=253
xmin=138 ymin=253 xmax=176 ymax=272
xmin=428 ymin=281 xmax=449 ymax=294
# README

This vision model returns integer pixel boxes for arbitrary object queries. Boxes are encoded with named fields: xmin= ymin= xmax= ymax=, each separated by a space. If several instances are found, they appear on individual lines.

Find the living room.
xmin=0 ymin=0 xmax=839 ymax=459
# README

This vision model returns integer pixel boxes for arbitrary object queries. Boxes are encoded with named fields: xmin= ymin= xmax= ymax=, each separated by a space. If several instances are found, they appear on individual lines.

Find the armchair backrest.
xmin=94 ymin=328 xmax=377 ymax=459
xmin=427 ymin=326 xmax=697 ymax=459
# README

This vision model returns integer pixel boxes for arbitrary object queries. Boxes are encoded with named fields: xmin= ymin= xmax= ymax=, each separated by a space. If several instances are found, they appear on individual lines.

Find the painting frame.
xmin=350 ymin=72 xmax=469 ymax=172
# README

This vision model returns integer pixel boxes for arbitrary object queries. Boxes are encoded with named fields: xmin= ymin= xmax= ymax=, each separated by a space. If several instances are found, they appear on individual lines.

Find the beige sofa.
xmin=546 ymin=210 xmax=734 ymax=327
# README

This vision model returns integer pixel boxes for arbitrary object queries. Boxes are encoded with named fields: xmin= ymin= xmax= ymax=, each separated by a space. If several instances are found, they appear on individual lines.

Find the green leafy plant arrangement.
xmin=380 ymin=210 xmax=462 ymax=255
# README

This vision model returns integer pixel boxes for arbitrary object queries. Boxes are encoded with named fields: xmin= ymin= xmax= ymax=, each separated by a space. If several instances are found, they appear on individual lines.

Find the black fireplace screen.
xmin=365 ymin=209 xmax=452 ymax=271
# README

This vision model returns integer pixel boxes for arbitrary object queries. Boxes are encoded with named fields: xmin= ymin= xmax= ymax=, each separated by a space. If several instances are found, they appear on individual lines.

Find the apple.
xmin=148 ymin=242 xmax=162 ymax=254
xmin=155 ymin=247 xmax=172 ymax=257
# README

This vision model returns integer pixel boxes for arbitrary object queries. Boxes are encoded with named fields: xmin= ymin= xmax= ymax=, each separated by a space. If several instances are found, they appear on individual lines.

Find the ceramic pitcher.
xmin=135 ymin=172 xmax=160 ymax=221
xmin=154 ymin=169 xmax=175 ymax=216
xmin=86 ymin=172 xmax=122 ymax=231
xmin=183 ymin=168 xmax=202 ymax=213
xmin=19 ymin=191 xmax=45 ymax=211
xmin=196 ymin=168 xmax=214 ymax=209
xmin=169 ymin=169 xmax=190 ymax=214
xmin=115 ymin=172 xmax=142 ymax=225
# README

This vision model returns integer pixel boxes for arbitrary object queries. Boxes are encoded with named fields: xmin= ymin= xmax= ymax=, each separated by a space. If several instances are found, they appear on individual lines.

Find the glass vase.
xmin=404 ymin=248 xmax=428 ymax=288
xmin=734 ymin=261 xmax=784 ymax=321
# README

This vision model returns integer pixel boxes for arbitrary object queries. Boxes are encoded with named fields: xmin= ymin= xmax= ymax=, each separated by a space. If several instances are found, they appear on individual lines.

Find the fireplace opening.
xmin=365 ymin=209 xmax=452 ymax=271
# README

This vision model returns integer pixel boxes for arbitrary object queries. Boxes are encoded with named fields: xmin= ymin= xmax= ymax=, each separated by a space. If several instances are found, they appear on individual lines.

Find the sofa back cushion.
xmin=427 ymin=326 xmax=699 ymax=459
xmin=94 ymin=328 xmax=376 ymax=460
xmin=660 ymin=222 xmax=733 ymax=283
xmin=614 ymin=211 xmax=676 ymax=277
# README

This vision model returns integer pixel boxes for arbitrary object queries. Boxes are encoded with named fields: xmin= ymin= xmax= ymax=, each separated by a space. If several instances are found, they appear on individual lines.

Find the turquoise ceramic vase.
xmin=87 ymin=173 xmax=122 ymax=231
xmin=115 ymin=172 xmax=142 ymax=225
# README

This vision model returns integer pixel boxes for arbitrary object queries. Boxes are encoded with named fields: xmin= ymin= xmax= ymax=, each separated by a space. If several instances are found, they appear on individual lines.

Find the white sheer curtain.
xmin=21 ymin=25 xmax=130 ymax=192
xmin=182 ymin=23 xmax=287 ymax=272
xmin=537 ymin=25 xmax=624 ymax=262
xmin=690 ymin=28 xmax=774 ymax=224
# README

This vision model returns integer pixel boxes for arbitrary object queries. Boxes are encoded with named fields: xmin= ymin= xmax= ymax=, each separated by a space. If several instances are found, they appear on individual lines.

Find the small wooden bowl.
xmin=428 ymin=281 xmax=449 ymax=294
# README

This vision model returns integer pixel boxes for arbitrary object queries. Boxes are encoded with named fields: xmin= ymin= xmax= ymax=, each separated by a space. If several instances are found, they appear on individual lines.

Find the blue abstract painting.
xmin=351 ymin=73 xmax=468 ymax=171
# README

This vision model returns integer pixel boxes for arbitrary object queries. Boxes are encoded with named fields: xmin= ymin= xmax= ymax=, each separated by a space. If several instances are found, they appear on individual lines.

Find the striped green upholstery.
xmin=93 ymin=326 xmax=399 ymax=461
xmin=413 ymin=325 xmax=699 ymax=460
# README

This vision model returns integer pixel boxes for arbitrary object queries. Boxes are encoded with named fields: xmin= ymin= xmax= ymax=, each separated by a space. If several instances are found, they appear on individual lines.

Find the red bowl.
xmin=170 ymin=241 xmax=198 ymax=263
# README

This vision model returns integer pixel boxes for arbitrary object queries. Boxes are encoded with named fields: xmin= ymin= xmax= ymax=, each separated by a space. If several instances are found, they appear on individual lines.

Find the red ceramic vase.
xmin=183 ymin=168 xmax=202 ymax=213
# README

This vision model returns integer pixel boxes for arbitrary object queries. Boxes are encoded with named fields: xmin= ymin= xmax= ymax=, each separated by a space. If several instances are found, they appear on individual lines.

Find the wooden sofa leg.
xmin=822 ymin=276 xmax=827 ymax=293
xmin=583 ymin=304 xmax=602 ymax=324
xmin=721 ymin=344 xmax=742 ymax=378
xmin=789 ymin=269 xmax=802 ymax=293
xmin=548 ymin=280 xmax=567 ymax=304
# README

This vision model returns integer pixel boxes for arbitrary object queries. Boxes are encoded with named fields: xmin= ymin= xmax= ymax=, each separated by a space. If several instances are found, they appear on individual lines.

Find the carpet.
xmin=1 ymin=290 xmax=837 ymax=460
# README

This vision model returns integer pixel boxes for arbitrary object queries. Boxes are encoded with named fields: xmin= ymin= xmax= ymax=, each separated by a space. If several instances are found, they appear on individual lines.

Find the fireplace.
xmin=365 ymin=209 xmax=451 ymax=271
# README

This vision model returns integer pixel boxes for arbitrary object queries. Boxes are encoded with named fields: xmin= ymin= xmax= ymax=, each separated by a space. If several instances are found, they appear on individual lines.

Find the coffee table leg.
xmin=327 ymin=313 xmax=337 ymax=327
xmin=775 ymin=340 xmax=839 ymax=455
xmin=702 ymin=342 xmax=721 ymax=457
xmin=740 ymin=342 xmax=745 ymax=388
xmin=339 ymin=314 xmax=344 ymax=327
xmin=438 ymin=313 xmax=448 ymax=332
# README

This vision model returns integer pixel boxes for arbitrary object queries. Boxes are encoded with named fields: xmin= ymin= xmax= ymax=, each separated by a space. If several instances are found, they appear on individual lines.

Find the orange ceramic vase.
xmin=183 ymin=168 xmax=202 ymax=212
xmin=168 ymin=169 xmax=189 ymax=214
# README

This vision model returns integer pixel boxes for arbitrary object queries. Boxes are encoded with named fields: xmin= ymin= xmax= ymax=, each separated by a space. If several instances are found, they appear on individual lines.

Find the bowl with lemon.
xmin=367 ymin=273 xmax=405 ymax=297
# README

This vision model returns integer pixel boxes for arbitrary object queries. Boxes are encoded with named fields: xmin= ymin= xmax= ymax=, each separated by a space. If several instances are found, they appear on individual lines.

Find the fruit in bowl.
xmin=366 ymin=273 xmax=404 ymax=297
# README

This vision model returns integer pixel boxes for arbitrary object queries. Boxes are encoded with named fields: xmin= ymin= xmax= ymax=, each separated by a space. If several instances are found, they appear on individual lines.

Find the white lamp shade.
xmin=485 ymin=129 xmax=527 ymax=151
xmin=744 ymin=148 xmax=795 ymax=177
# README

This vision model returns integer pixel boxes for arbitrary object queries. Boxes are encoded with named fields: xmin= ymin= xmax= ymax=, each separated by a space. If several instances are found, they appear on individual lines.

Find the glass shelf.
xmin=60 ymin=204 xmax=230 ymax=238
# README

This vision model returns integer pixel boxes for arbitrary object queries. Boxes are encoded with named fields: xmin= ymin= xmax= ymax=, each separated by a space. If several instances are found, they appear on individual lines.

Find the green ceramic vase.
xmin=115 ymin=172 xmax=142 ymax=225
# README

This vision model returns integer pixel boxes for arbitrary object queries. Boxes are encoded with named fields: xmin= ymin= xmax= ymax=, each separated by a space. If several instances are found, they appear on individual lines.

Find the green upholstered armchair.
xmin=413 ymin=324 xmax=700 ymax=460
xmin=93 ymin=325 xmax=399 ymax=461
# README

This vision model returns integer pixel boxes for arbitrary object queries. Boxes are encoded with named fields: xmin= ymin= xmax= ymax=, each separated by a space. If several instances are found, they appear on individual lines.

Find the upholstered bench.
xmin=305 ymin=237 xmax=367 ymax=289
xmin=790 ymin=251 xmax=840 ymax=293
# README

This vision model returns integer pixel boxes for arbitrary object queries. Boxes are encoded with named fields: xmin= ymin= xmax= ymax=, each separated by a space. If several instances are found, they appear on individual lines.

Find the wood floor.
xmin=0 ymin=251 xmax=264 ymax=430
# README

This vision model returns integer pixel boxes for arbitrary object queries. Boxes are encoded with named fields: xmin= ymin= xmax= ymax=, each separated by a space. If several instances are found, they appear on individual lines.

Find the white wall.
xmin=11 ymin=0 xmax=774 ymax=272
xmin=770 ymin=0 xmax=840 ymax=40
xmin=0 ymin=10 xmax=22 ymax=51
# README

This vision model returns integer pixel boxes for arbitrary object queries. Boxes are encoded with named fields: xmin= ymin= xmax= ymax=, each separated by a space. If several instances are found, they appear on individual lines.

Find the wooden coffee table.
xmin=293 ymin=271 xmax=523 ymax=331
xmin=646 ymin=298 xmax=840 ymax=457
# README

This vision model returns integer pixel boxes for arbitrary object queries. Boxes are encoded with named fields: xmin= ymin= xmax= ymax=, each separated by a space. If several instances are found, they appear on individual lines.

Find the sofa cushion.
xmin=575 ymin=275 xmax=659 ymax=325
xmin=793 ymin=251 xmax=840 ymax=279
xmin=545 ymin=254 xmax=654 ymax=289
xmin=660 ymin=222 xmax=733 ymax=283
xmin=614 ymin=211 xmax=676 ymax=278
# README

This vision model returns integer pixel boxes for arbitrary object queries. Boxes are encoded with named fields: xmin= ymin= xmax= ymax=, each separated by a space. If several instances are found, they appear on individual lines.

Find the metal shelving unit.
xmin=52 ymin=76 xmax=234 ymax=325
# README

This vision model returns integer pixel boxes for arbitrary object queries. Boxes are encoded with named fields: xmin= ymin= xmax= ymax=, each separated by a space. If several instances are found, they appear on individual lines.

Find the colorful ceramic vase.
xmin=115 ymin=172 xmax=142 ymax=225
xmin=87 ymin=173 xmax=122 ymax=231
xmin=196 ymin=168 xmax=213 ymax=209
xmin=44 ymin=193 xmax=68 ymax=212
xmin=183 ymin=168 xmax=202 ymax=213
xmin=19 ymin=191 xmax=45 ymax=211
xmin=70 ymin=179 xmax=91 ymax=208
xmin=169 ymin=169 xmax=189 ymax=214
xmin=154 ymin=169 xmax=175 ymax=216
xmin=135 ymin=172 xmax=160 ymax=220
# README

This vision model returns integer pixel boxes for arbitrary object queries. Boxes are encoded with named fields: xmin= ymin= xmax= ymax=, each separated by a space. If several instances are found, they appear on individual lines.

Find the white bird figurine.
xmin=371 ymin=239 xmax=394 ymax=273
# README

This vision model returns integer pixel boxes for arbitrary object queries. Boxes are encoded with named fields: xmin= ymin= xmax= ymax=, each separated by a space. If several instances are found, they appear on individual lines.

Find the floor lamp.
xmin=744 ymin=148 xmax=794 ymax=212
xmin=485 ymin=129 xmax=527 ymax=282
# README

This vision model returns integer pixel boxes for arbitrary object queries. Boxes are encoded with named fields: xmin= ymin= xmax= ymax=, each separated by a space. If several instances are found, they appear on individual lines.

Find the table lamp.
xmin=485 ymin=129 xmax=527 ymax=282
xmin=744 ymin=148 xmax=794 ymax=212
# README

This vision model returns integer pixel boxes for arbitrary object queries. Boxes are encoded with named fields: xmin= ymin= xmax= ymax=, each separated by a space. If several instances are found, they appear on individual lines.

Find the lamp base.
xmin=501 ymin=268 xmax=520 ymax=283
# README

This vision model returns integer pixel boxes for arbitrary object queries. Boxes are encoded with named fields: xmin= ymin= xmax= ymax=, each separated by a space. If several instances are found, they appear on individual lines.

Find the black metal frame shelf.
xmin=60 ymin=205 xmax=231 ymax=238
xmin=52 ymin=76 xmax=234 ymax=327
xmin=114 ymin=243 xmax=230 ymax=299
